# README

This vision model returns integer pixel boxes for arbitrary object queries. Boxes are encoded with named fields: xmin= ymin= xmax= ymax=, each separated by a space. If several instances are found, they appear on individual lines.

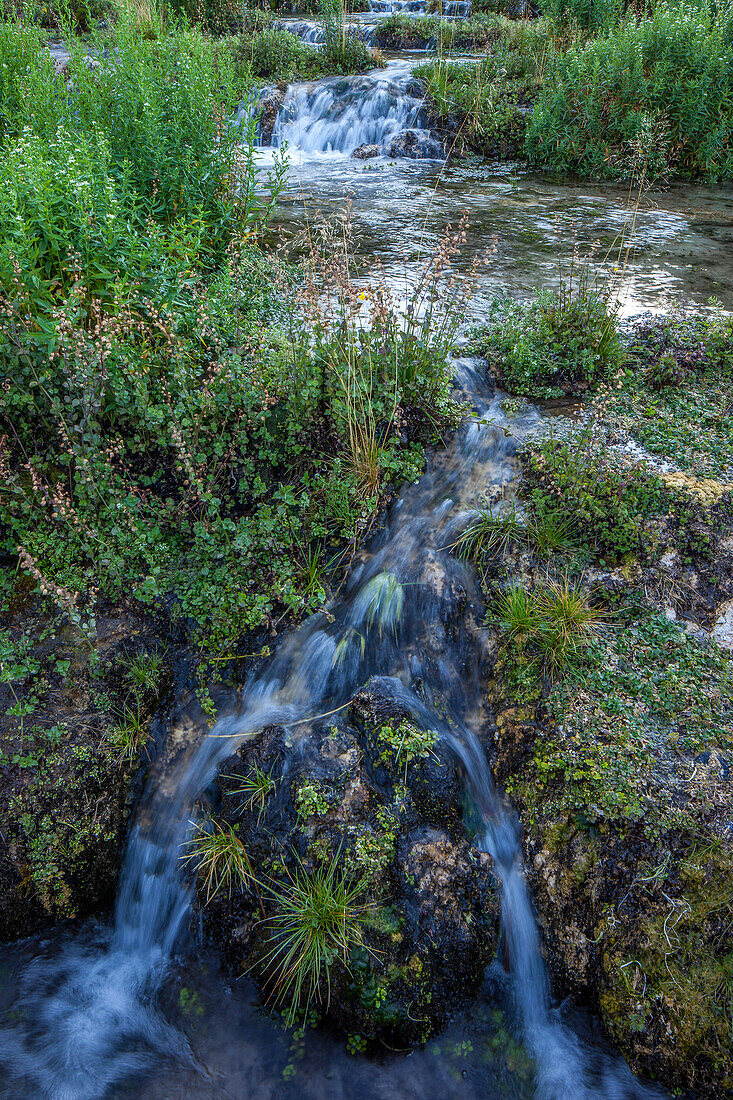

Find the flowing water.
xmin=3 ymin=26 xmax=733 ymax=1100
xmin=0 ymin=371 xmax=662 ymax=1100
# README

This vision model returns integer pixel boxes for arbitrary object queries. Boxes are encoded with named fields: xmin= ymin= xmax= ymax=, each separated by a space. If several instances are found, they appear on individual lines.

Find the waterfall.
xmin=0 ymin=364 xmax=663 ymax=1099
xmin=269 ymin=70 xmax=428 ymax=156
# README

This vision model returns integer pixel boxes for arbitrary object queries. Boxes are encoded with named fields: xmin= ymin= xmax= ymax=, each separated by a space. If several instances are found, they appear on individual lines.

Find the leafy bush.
xmin=526 ymin=0 xmax=733 ymax=179
xmin=470 ymin=278 xmax=620 ymax=398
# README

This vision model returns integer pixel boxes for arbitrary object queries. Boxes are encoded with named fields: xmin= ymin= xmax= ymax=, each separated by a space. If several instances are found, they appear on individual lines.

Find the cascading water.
xmin=0 ymin=363 xmax=664 ymax=1099
xmin=268 ymin=64 xmax=434 ymax=157
xmin=367 ymin=0 xmax=471 ymax=14
xmin=275 ymin=17 xmax=379 ymax=44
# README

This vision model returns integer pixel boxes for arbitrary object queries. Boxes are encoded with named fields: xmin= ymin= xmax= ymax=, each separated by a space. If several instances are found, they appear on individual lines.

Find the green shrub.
xmin=415 ymin=21 xmax=549 ymax=156
xmin=526 ymin=0 xmax=733 ymax=179
xmin=470 ymin=280 xmax=620 ymax=398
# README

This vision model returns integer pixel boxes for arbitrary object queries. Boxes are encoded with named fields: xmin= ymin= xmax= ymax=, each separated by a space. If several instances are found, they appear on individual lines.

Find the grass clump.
xmin=259 ymin=855 xmax=371 ymax=1024
xmin=183 ymin=818 xmax=253 ymax=901
xmin=526 ymin=0 xmax=733 ymax=179
xmin=224 ymin=764 xmax=277 ymax=822
xmin=493 ymin=577 xmax=601 ymax=670
xmin=108 ymin=702 xmax=153 ymax=764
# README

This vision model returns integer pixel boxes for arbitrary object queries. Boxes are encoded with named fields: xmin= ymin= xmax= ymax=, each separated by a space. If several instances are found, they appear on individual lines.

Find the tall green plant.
xmin=526 ymin=0 xmax=733 ymax=179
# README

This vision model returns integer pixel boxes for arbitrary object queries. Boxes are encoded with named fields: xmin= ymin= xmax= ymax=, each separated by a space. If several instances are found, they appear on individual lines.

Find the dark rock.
xmin=198 ymin=683 xmax=499 ymax=1047
xmin=386 ymin=129 xmax=445 ymax=160
xmin=352 ymin=143 xmax=380 ymax=160
xmin=0 ymin=600 xmax=172 ymax=941
xmin=257 ymin=87 xmax=287 ymax=146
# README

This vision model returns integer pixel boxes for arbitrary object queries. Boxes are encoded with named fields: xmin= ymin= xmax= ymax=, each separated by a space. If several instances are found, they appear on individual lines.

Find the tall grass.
xmin=526 ymin=0 xmax=733 ymax=179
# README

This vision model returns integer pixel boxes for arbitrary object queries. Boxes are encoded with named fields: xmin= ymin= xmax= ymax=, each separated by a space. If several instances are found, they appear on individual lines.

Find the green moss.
xmin=600 ymin=842 xmax=733 ymax=1093
xmin=375 ymin=719 xmax=437 ymax=777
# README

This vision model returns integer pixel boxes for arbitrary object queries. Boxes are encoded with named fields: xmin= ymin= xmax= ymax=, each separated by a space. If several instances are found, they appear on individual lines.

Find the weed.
xmin=224 ymin=764 xmax=278 ymax=823
xmin=182 ymin=818 xmax=253 ymax=902
xmin=259 ymin=854 xmax=371 ymax=1024
xmin=108 ymin=702 xmax=152 ymax=764
xmin=526 ymin=1 xmax=733 ymax=180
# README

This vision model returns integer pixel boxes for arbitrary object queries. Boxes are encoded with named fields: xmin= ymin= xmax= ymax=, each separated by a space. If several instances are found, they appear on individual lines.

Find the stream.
xmin=2 ymin=16 xmax=733 ymax=1099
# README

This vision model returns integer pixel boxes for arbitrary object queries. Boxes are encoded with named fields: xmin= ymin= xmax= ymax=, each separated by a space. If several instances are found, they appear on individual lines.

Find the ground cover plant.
xmin=477 ymin=303 xmax=733 ymax=1095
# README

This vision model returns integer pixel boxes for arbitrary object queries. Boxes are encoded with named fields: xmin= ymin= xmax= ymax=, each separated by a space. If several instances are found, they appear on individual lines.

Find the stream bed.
xmin=2 ymin=27 xmax=733 ymax=1100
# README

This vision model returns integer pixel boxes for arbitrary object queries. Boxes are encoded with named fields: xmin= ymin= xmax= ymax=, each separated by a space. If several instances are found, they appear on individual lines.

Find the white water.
xmin=269 ymin=64 xmax=433 ymax=156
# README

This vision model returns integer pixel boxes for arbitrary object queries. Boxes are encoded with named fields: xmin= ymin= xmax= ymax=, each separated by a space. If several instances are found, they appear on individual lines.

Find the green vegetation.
xmin=493 ymin=577 xmax=601 ymax=670
xmin=376 ymin=718 xmax=437 ymax=777
xmin=0 ymin=14 xmax=462 ymax=658
xmin=183 ymin=818 xmax=253 ymax=900
xmin=0 ymin=593 xmax=168 ymax=931
xmin=468 ymin=255 xmax=621 ymax=397
xmin=527 ymin=1 xmax=733 ymax=179
xmin=608 ymin=308 xmax=733 ymax=477
xmin=373 ymin=11 xmax=505 ymax=50
xmin=224 ymin=764 xmax=278 ymax=822
xmin=237 ymin=19 xmax=380 ymax=81
xmin=480 ymin=303 xmax=733 ymax=1094
xmin=259 ymin=854 xmax=371 ymax=1024
xmin=415 ymin=20 xmax=549 ymax=157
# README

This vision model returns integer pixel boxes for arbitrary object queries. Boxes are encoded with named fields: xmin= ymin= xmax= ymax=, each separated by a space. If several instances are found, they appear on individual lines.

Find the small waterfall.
xmin=368 ymin=0 xmax=472 ymax=15
xmin=276 ymin=18 xmax=378 ymax=44
xmin=0 ymin=364 xmax=663 ymax=1099
xmin=267 ymin=66 xmax=444 ymax=158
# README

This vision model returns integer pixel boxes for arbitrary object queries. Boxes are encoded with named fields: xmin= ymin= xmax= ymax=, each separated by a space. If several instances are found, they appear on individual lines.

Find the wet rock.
xmin=198 ymin=683 xmax=499 ymax=1047
xmin=0 ymin=599 xmax=172 ymax=941
xmin=491 ymin=677 xmax=733 ymax=1097
xmin=257 ymin=86 xmax=287 ymax=146
xmin=386 ymin=129 xmax=445 ymax=160
xmin=352 ymin=143 xmax=380 ymax=159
